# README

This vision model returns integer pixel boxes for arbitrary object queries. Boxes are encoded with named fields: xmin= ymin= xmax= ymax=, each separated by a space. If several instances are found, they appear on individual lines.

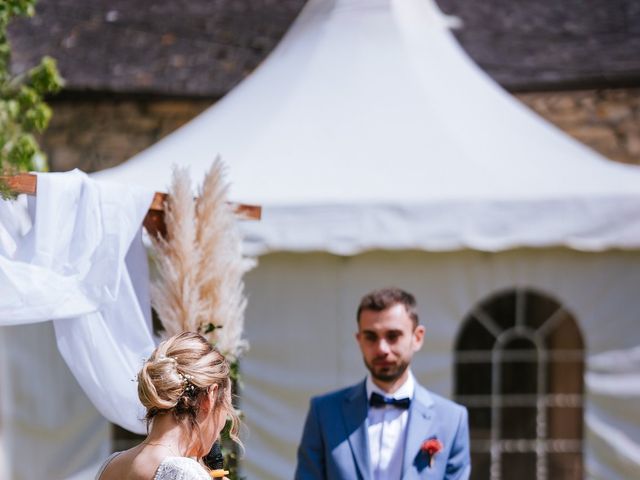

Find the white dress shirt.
xmin=366 ymin=371 xmax=416 ymax=480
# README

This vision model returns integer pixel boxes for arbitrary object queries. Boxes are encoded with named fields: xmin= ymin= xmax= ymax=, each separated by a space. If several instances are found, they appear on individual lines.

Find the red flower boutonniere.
xmin=421 ymin=437 xmax=443 ymax=467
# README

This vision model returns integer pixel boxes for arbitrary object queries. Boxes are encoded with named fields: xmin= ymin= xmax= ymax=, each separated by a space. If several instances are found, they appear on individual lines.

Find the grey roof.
xmin=439 ymin=0 xmax=640 ymax=90
xmin=8 ymin=0 xmax=640 ymax=97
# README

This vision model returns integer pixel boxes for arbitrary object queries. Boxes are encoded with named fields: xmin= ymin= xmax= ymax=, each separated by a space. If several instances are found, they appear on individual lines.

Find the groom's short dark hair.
xmin=357 ymin=287 xmax=419 ymax=327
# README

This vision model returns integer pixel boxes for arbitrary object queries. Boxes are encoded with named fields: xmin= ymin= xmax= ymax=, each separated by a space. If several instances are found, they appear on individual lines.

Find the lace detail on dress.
xmin=154 ymin=457 xmax=211 ymax=480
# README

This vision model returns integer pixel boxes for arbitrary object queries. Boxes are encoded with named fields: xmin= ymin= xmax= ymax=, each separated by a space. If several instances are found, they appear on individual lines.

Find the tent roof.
xmin=94 ymin=0 xmax=640 ymax=255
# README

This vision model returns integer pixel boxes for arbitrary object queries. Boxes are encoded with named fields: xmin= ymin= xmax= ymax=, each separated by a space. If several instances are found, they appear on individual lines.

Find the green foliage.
xmin=219 ymin=360 xmax=244 ymax=479
xmin=220 ymin=414 xmax=245 ymax=480
xmin=202 ymin=322 xmax=223 ymax=334
xmin=0 ymin=0 xmax=63 ymax=183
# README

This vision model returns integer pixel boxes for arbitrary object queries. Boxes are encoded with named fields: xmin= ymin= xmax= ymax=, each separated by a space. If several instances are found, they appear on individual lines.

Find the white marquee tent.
xmin=95 ymin=0 xmax=640 ymax=254
xmin=2 ymin=0 xmax=640 ymax=478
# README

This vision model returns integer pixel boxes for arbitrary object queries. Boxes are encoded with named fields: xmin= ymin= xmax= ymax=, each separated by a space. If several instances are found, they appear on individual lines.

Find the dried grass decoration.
xmin=150 ymin=159 xmax=256 ymax=361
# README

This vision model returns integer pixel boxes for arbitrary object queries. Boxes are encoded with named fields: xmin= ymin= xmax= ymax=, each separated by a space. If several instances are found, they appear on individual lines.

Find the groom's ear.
xmin=412 ymin=324 xmax=425 ymax=350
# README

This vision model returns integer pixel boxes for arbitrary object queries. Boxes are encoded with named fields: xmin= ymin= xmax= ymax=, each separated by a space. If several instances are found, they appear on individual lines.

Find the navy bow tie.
xmin=369 ymin=392 xmax=411 ymax=410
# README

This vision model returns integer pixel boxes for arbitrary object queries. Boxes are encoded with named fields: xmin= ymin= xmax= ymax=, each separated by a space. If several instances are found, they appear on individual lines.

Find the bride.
xmin=96 ymin=332 xmax=239 ymax=480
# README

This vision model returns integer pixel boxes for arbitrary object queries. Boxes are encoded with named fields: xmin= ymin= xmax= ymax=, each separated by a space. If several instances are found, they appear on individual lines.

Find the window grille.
xmin=455 ymin=289 xmax=584 ymax=480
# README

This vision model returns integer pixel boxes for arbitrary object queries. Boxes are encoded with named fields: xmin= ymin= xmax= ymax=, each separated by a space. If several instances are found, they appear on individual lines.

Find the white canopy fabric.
xmin=94 ymin=0 xmax=640 ymax=255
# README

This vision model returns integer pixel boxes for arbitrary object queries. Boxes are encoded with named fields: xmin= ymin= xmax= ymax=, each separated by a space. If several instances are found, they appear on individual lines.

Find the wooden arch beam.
xmin=0 ymin=173 xmax=261 ymax=237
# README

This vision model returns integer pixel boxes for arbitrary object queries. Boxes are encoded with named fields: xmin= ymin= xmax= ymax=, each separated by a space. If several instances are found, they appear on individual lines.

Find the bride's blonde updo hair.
xmin=137 ymin=332 xmax=239 ymax=445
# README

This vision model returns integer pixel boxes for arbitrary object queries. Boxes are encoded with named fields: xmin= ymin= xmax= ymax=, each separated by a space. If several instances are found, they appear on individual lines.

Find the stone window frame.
xmin=455 ymin=288 xmax=584 ymax=480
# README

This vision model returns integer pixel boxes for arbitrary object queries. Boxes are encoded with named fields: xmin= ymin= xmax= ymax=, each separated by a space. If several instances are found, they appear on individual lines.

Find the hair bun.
xmin=137 ymin=351 xmax=185 ymax=411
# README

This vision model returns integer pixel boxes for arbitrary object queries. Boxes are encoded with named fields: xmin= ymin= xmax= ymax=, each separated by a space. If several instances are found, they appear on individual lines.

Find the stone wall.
xmin=517 ymin=88 xmax=640 ymax=165
xmin=42 ymin=98 xmax=211 ymax=173
xmin=41 ymin=87 xmax=640 ymax=174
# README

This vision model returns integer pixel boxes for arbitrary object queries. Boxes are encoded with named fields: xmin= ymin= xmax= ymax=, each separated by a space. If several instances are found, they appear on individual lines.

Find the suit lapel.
xmin=342 ymin=381 xmax=372 ymax=480
xmin=402 ymin=385 xmax=435 ymax=479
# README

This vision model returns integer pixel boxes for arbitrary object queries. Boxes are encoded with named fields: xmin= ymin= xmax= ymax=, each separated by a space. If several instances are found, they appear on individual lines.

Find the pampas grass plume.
xmin=150 ymin=159 xmax=255 ymax=359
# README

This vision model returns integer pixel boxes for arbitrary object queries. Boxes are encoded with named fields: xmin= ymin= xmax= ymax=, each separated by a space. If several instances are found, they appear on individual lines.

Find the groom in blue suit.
xmin=295 ymin=287 xmax=470 ymax=480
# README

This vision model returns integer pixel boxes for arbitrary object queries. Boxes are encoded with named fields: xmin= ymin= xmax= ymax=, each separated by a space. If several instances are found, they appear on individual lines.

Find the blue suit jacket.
xmin=295 ymin=380 xmax=470 ymax=480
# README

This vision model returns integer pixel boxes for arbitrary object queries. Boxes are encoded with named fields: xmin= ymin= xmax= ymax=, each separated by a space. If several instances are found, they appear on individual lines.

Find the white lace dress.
xmin=153 ymin=457 xmax=211 ymax=479
xmin=95 ymin=452 xmax=211 ymax=480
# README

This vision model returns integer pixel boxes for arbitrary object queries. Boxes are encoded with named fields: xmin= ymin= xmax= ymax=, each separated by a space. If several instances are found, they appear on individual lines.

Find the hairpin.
xmin=179 ymin=373 xmax=197 ymax=396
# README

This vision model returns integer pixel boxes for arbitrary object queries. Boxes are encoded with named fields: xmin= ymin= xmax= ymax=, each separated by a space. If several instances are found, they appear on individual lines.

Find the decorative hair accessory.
xmin=179 ymin=373 xmax=196 ymax=396
xmin=155 ymin=354 xmax=196 ymax=397
xmin=158 ymin=353 xmax=177 ymax=364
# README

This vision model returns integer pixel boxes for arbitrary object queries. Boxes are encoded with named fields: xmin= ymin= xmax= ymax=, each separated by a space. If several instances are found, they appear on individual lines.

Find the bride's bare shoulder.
xmin=96 ymin=447 xmax=166 ymax=480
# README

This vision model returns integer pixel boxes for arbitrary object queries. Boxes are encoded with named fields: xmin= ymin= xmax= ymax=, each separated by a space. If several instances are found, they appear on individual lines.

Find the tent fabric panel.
xmin=0 ymin=322 xmax=110 ymax=479
xmin=240 ymin=198 xmax=640 ymax=256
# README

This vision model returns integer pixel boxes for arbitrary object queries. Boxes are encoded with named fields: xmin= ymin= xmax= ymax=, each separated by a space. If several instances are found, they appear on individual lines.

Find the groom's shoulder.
xmin=416 ymin=383 xmax=467 ymax=414
xmin=310 ymin=381 xmax=364 ymax=407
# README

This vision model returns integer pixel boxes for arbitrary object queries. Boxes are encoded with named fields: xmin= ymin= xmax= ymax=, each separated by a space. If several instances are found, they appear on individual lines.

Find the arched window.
xmin=455 ymin=289 xmax=584 ymax=480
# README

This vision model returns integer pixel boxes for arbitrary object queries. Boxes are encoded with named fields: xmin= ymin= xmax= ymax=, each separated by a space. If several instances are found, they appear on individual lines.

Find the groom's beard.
xmin=364 ymin=357 xmax=410 ymax=383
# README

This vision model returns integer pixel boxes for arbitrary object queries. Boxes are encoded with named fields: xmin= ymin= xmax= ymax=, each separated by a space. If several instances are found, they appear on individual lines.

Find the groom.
xmin=295 ymin=287 xmax=470 ymax=479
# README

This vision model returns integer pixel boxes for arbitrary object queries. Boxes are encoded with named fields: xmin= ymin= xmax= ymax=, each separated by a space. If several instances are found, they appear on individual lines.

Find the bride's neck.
xmin=146 ymin=413 xmax=194 ymax=456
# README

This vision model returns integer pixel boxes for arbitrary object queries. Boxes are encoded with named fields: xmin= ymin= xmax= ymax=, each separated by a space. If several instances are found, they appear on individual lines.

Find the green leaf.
xmin=23 ymin=103 xmax=51 ymax=131
xmin=29 ymin=56 xmax=64 ymax=94
xmin=203 ymin=323 xmax=223 ymax=334
xmin=7 ymin=134 xmax=38 ymax=170
xmin=17 ymin=85 xmax=39 ymax=108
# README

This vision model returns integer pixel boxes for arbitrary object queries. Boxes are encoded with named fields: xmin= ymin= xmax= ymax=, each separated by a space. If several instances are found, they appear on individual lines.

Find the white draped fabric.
xmin=0 ymin=170 xmax=156 ymax=478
